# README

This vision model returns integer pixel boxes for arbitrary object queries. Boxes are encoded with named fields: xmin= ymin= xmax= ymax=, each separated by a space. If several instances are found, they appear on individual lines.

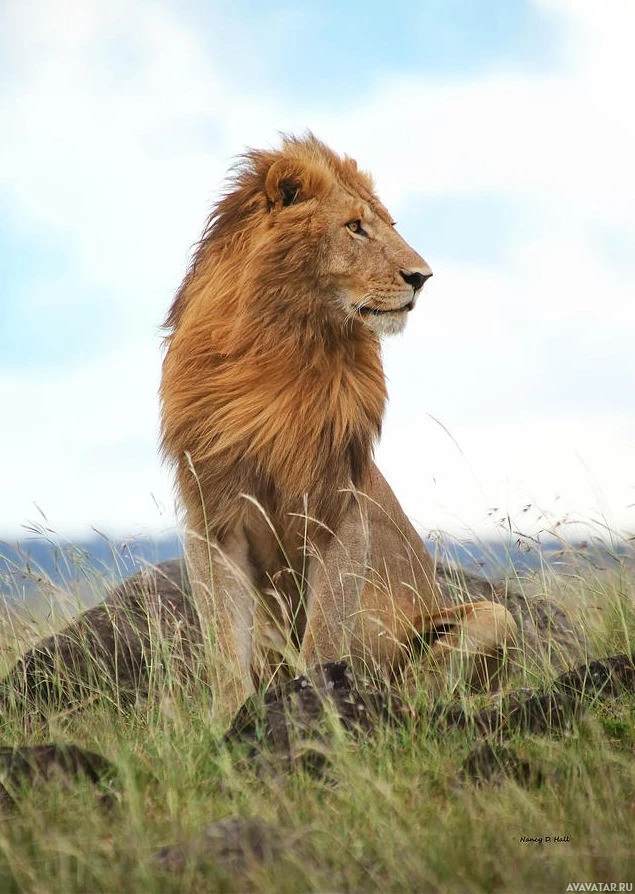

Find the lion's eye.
xmin=346 ymin=219 xmax=367 ymax=236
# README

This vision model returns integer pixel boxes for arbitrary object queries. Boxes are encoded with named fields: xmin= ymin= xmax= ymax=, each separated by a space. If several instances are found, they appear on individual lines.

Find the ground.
xmin=0 ymin=544 xmax=633 ymax=893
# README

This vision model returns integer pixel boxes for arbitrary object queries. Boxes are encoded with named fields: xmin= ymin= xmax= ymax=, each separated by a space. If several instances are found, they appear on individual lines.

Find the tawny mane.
xmin=160 ymin=134 xmax=387 ymax=540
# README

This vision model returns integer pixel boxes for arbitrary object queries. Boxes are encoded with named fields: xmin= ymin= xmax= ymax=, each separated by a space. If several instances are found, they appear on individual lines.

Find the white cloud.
xmin=1 ymin=0 xmax=251 ymax=329
xmin=1 ymin=0 xmax=633 ymax=540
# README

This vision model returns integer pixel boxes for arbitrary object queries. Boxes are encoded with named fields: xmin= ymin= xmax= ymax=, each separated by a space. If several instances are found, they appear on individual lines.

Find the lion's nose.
xmin=400 ymin=268 xmax=433 ymax=292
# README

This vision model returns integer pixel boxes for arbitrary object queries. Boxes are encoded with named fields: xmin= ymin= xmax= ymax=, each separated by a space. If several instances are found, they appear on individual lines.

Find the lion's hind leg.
xmin=420 ymin=601 xmax=518 ymax=695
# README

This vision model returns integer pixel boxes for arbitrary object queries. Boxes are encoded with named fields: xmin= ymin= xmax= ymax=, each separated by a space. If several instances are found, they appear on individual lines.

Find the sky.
xmin=1 ymin=0 xmax=633 ymax=547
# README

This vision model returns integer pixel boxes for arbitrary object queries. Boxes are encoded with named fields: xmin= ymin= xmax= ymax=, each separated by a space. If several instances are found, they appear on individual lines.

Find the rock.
xmin=0 ymin=560 xmax=202 ymax=724
xmin=225 ymin=661 xmax=412 ymax=773
xmin=432 ymin=652 xmax=635 ymax=739
xmin=432 ymin=687 xmax=582 ymax=738
xmin=0 ymin=743 xmax=118 ymax=809
xmin=455 ymin=655 xmax=635 ymax=786
xmin=553 ymin=654 xmax=635 ymax=699
xmin=154 ymin=816 xmax=281 ymax=874
xmin=461 ymin=741 xmax=544 ymax=787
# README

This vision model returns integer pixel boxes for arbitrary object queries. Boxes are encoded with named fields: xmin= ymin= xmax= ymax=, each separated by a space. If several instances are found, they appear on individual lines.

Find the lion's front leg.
xmin=185 ymin=528 xmax=256 ymax=730
xmin=300 ymin=497 xmax=369 ymax=667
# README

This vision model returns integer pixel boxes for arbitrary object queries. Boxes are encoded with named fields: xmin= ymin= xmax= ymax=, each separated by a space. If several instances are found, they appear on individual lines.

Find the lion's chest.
xmin=192 ymin=337 xmax=385 ymax=538
xmin=244 ymin=370 xmax=378 ymax=521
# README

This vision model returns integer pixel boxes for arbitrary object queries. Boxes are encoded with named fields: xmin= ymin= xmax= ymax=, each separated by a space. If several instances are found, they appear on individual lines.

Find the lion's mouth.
xmin=357 ymin=299 xmax=414 ymax=316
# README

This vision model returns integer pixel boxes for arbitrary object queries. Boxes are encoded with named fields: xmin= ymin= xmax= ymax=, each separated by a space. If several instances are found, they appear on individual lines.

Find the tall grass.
xmin=0 ymin=528 xmax=633 ymax=893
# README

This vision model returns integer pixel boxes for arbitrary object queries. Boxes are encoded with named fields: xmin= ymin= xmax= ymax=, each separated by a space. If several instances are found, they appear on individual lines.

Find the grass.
xmin=0 ymin=537 xmax=633 ymax=893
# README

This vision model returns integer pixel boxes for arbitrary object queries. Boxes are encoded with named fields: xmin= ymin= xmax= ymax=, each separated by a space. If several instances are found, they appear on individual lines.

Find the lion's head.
xmin=166 ymin=133 xmax=432 ymax=339
xmin=262 ymin=137 xmax=432 ymax=337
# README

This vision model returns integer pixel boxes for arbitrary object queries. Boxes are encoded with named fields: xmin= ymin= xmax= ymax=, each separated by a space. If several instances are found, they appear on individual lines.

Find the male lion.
xmin=161 ymin=134 xmax=517 ymax=729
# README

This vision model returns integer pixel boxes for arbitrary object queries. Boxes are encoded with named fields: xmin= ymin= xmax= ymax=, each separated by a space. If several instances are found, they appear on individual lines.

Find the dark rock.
xmin=461 ymin=741 xmax=543 ymax=787
xmin=0 ymin=560 xmax=202 ymax=724
xmin=432 ymin=688 xmax=582 ymax=738
xmin=225 ymin=661 xmax=413 ymax=772
xmin=155 ymin=816 xmax=281 ymax=874
xmin=432 ymin=653 xmax=635 ymax=740
xmin=0 ymin=743 xmax=118 ymax=809
xmin=553 ymin=654 xmax=635 ymax=700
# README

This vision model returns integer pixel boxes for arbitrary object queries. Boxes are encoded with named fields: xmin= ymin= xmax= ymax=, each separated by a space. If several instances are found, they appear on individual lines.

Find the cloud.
xmin=0 ymin=338 xmax=175 ymax=538
xmin=0 ymin=1 xmax=221 ymax=321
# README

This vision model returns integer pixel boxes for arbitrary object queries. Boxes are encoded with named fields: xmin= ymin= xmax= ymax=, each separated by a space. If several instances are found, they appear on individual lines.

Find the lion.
xmin=160 ymin=133 xmax=517 ymax=729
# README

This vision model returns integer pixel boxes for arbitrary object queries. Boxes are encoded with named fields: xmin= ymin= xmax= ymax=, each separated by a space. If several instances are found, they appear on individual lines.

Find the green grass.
xmin=0 ymin=545 xmax=633 ymax=893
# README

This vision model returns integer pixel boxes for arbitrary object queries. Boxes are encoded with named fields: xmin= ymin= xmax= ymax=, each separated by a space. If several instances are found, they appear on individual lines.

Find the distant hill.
xmin=1 ymin=534 xmax=183 ymax=586
xmin=0 ymin=534 xmax=183 ymax=617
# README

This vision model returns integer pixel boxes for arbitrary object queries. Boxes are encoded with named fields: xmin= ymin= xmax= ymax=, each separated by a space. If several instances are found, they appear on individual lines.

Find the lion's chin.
xmin=369 ymin=311 xmax=409 ymax=337
xmin=358 ymin=307 xmax=410 ymax=337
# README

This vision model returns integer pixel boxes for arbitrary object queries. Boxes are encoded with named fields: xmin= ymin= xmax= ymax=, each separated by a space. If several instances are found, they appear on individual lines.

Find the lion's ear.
xmin=265 ymin=159 xmax=328 ymax=210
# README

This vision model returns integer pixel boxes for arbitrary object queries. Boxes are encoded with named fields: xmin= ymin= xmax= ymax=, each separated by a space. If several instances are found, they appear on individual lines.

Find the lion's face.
xmin=264 ymin=152 xmax=432 ymax=338
xmin=314 ymin=182 xmax=432 ymax=336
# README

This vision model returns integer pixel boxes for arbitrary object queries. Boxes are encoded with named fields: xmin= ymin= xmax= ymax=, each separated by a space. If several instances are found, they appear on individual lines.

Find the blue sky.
xmin=170 ymin=0 xmax=560 ymax=93
xmin=1 ymin=0 xmax=633 ymax=543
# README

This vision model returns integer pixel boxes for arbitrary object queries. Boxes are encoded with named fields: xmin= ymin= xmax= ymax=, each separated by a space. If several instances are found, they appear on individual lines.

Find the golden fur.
xmin=160 ymin=134 xmax=517 ymax=728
